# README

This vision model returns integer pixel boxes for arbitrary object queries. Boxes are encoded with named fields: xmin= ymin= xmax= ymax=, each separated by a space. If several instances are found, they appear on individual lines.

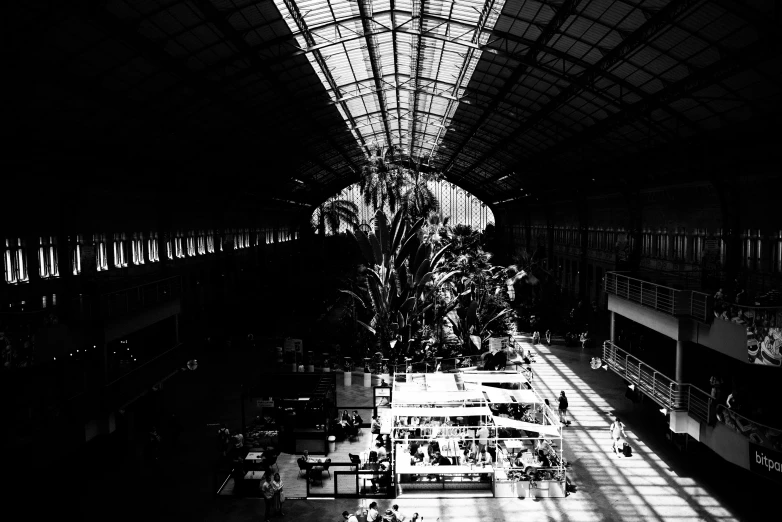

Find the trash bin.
xmin=328 ymin=435 xmax=336 ymax=453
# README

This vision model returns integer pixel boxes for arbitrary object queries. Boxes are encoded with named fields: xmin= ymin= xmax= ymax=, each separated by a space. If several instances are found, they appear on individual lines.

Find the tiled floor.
xmin=52 ymin=337 xmax=777 ymax=521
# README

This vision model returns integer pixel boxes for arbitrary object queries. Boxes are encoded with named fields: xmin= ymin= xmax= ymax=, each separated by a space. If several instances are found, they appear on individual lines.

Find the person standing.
xmin=545 ymin=329 xmax=552 ymax=345
xmin=272 ymin=472 xmax=285 ymax=516
xmin=609 ymin=418 xmax=627 ymax=456
xmin=558 ymin=391 xmax=570 ymax=425
xmin=261 ymin=473 xmax=275 ymax=522
xmin=392 ymin=504 xmax=407 ymax=522
xmin=476 ymin=422 xmax=489 ymax=452
xmin=367 ymin=501 xmax=380 ymax=522
xmin=217 ymin=424 xmax=230 ymax=457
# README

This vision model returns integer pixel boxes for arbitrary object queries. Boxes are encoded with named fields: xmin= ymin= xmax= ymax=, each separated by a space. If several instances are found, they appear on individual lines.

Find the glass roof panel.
xmin=272 ymin=0 xmax=508 ymax=160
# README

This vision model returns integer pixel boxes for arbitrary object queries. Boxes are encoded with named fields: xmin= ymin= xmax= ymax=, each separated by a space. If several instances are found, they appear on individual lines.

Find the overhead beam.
xmin=443 ymin=0 xmax=584 ymax=176
xmin=276 ymin=0 xmax=371 ymax=155
xmin=407 ymin=0 xmax=428 ymax=160
xmin=512 ymin=37 xmax=776 ymax=178
xmin=357 ymin=0 xmax=396 ymax=150
xmin=190 ymin=0 xmax=361 ymax=182
xmin=459 ymin=0 xmax=702 ymax=185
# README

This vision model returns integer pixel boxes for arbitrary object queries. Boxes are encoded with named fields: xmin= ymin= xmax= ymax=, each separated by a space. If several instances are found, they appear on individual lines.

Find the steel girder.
xmin=442 ymin=0 xmax=583 ymax=177
xmin=463 ymin=0 xmax=704 ymax=185
xmin=357 ymin=0 xmax=396 ymax=150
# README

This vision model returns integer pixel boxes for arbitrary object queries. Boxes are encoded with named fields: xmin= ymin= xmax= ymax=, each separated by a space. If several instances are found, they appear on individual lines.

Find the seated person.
xmin=351 ymin=410 xmax=363 ymax=427
xmin=409 ymin=440 xmax=420 ymax=456
xmin=370 ymin=460 xmax=391 ymax=492
xmin=432 ymin=451 xmax=451 ymax=466
xmin=476 ymin=447 xmax=493 ymax=467
xmin=262 ymin=446 xmax=276 ymax=460
xmin=371 ymin=416 xmax=382 ymax=435
xmin=375 ymin=441 xmax=387 ymax=460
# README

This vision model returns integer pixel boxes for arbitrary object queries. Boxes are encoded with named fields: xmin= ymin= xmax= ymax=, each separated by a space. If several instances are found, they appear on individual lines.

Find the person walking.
xmin=609 ymin=418 xmax=627 ymax=456
xmin=261 ymin=473 xmax=275 ymax=522
xmin=545 ymin=329 xmax=552 ymax=345
xmin=217 ymin=423 xmax=230 ymax=457
xmin=558 ymin=391 xmax=570 ymax=425
xmin=272 ymin=472 xmax=285 ymax=516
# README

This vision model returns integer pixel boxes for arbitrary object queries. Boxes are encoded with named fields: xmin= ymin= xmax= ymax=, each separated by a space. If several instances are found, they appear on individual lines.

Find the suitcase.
xmin=622 ymin=442 xmax=632 ymax=457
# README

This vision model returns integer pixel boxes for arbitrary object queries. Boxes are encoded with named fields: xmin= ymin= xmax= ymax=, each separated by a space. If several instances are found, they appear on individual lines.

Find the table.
xmin=243 ymin=470 xmax=267 ymax=480
xmin=244 ymin=452 xmax=266 ymax=463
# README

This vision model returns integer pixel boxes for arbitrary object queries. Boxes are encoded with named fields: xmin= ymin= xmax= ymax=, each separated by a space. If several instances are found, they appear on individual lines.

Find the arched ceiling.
xmin=5 ymin=0 xmax=781 ymax=206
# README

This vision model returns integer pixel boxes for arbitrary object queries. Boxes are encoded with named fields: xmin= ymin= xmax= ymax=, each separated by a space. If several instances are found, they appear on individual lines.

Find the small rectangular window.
xmin=164 ymin=233 xmax=173 ymax=260
xmin=38 ymin=236 xmax=59 ymax=279
xmin=206 ymin=230 xmax=214 ymax=254
xmin=132 ymin=232 xmax=145 ymax=265
xmin=113 ymin=233 xmax=127 ymax=268
xmin=174 ymin=231 xmax=184 ymax=259
xmin=71 ymin=235 xmax=83 ymax=275
xmin=186 ymin=231 xmax=196 ymax=257
xmin=4 ymin=238 xmax=29 ymax=284
xmin=148 ymin=232 xmax=159 ymax=262
xmin=95 ymin=234 xmax=109 ymax=271
xmin=197 ymin=230 xmax=206 ymax=255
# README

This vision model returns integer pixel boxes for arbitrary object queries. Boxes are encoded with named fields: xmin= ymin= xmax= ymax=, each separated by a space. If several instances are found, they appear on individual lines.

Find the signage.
xmin=256 ymin=398 xmax=274 ymax=408
xmin=749 ymin=442 xmax=782 ymax=483
xmin=292 ymin=339 xmax=303 ymax=355
xmin=489 ymin=337 xmax=508 ymax=354
xmin=283 ymin=339 xmax=295 ymax=353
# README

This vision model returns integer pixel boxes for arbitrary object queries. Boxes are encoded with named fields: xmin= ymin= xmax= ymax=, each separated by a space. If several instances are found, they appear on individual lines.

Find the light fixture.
xmin=627 ymin=384 xmax=635 ymax=391
xmin=187 ymin=359 xmax=198 ymax=371
xmin=660 ymin=407 xmax=668 ymax=415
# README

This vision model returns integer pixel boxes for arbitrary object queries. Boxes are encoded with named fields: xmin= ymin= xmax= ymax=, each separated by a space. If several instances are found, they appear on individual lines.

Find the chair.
xmin=297 ymin=458 xmax=308 ymax=478
xmin=348 ymin=453 xmax=361 ymax=471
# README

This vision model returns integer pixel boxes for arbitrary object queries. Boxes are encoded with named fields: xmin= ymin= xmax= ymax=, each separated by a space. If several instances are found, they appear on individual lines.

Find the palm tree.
xmin=358 ymin=146 xmax=406 ymax=212
xmin=401 ymin=173 xmax=439 ymax=222
xmin=317 ymin=199 xmax=359 ymax=235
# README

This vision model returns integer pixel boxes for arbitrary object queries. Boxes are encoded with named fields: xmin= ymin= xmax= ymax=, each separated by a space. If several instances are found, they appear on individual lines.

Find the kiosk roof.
xmin=392 ymin=406 xmax=493 ymax=418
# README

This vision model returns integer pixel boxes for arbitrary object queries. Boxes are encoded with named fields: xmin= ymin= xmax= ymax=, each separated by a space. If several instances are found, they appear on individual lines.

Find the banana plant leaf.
xmin=465 ymin=300 xmax=479 ymax=332
xmin=351 ymin=229 xmax=375 ymax=266
xmin=414 ymin=259 xmax=431 ymax=286
xmin=396 ymin=233 xmax=420 ymax=269
xmin=481 ymin=308 xmax=512 ymax=334
xmin=391 ymin=212 xmax=406 ymax=253
xmin=357 ymin=319 xmax=376 ymax=335
xmin=374 ymin=210 xmax=390 ymax=254
xmin=417 ymin=271 xmax=434 ymax=289
xmin=368 ymin=232 xmax=383 ymax=265
xmin=436 ymin=270 xmax=460 ymax=287
xmin=338 ymin=289 xmax=367 ymax=309
xmin=430 ymin=243 xmax=452 ymax=269
xmin=412 ymin=243 xmax=431 ymax=274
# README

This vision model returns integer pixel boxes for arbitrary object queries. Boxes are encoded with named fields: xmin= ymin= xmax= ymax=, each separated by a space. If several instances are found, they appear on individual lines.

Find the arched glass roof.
xmin=7 ymin=1 xmax=781 ymax=206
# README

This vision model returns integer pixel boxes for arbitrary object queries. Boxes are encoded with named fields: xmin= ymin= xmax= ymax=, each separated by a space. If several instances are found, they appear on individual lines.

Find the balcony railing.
xmin=602 ymin=341 xmax=714 ymax=424
xmin=71 ymin=276 xmax=182 ymax=320
xmin=605 ymin=272 xmax=712 ymax=322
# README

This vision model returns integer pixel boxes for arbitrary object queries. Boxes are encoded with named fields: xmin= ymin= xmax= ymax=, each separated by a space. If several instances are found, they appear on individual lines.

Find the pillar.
xmin=610 ymin=311 xmax=616 ymax=345
xmin=175 ymin=313 xmax=180 ymax=345
xmin=675 ymin=340 xmax=684 ymax=382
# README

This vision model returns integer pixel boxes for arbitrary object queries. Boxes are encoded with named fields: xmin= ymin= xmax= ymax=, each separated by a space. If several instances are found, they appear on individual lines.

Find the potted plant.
xmin=363 ymin=357 xmax=372 ymax=387
xmin=343 ymin=357 xmax=353 ymax=387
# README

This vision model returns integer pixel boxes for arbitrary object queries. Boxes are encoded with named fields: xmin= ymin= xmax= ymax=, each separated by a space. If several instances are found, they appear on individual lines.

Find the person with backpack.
xmin=558 ymin=392 xmax=570 ymax=425
xmin=610 ymin=418 xmax=627 ymax=456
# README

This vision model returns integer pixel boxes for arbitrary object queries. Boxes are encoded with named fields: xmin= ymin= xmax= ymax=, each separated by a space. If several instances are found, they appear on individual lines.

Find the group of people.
xmin=343 ymin=502 xmax=422 ymax=522
xmin=334 ymin=410 xmax=364 ymax=441
xmin=260 ymin=471 xmax=286 ymax=521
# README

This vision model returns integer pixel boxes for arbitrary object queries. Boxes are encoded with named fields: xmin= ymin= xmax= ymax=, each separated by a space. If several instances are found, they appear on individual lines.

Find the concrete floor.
xmin=30 ymin=335 xmax=768 ymax=522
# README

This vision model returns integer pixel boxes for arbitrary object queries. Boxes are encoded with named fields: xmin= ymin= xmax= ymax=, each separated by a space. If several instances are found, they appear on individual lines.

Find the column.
xmin=610 ymin=311 xmax=616 ymax=345
xmin=675 ymin=340 xmax=684 ymax=382
xmin=175 ymin=313 xmax=180 ymax=345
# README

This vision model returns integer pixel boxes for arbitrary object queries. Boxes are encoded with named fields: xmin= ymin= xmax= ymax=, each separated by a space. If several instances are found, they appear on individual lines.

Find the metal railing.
xmin=602 ymin=341 xmax=714 ymax=424
xmin=390 ymin=354 xmax=484 ymax=375
xmin=605 ymin=272 xmax=713 ymax=322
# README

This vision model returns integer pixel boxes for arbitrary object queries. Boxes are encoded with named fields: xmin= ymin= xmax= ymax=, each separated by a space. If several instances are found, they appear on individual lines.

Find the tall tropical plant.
xmin=316 ymin=199 xmax=359 ymax=235
xmin=341 ymin=208 xmax=453 ymax=357
xmin=358 ymin=146 xmax=406 ymax=212
xmin=400 ymin=160 xmax=442 ymax=222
